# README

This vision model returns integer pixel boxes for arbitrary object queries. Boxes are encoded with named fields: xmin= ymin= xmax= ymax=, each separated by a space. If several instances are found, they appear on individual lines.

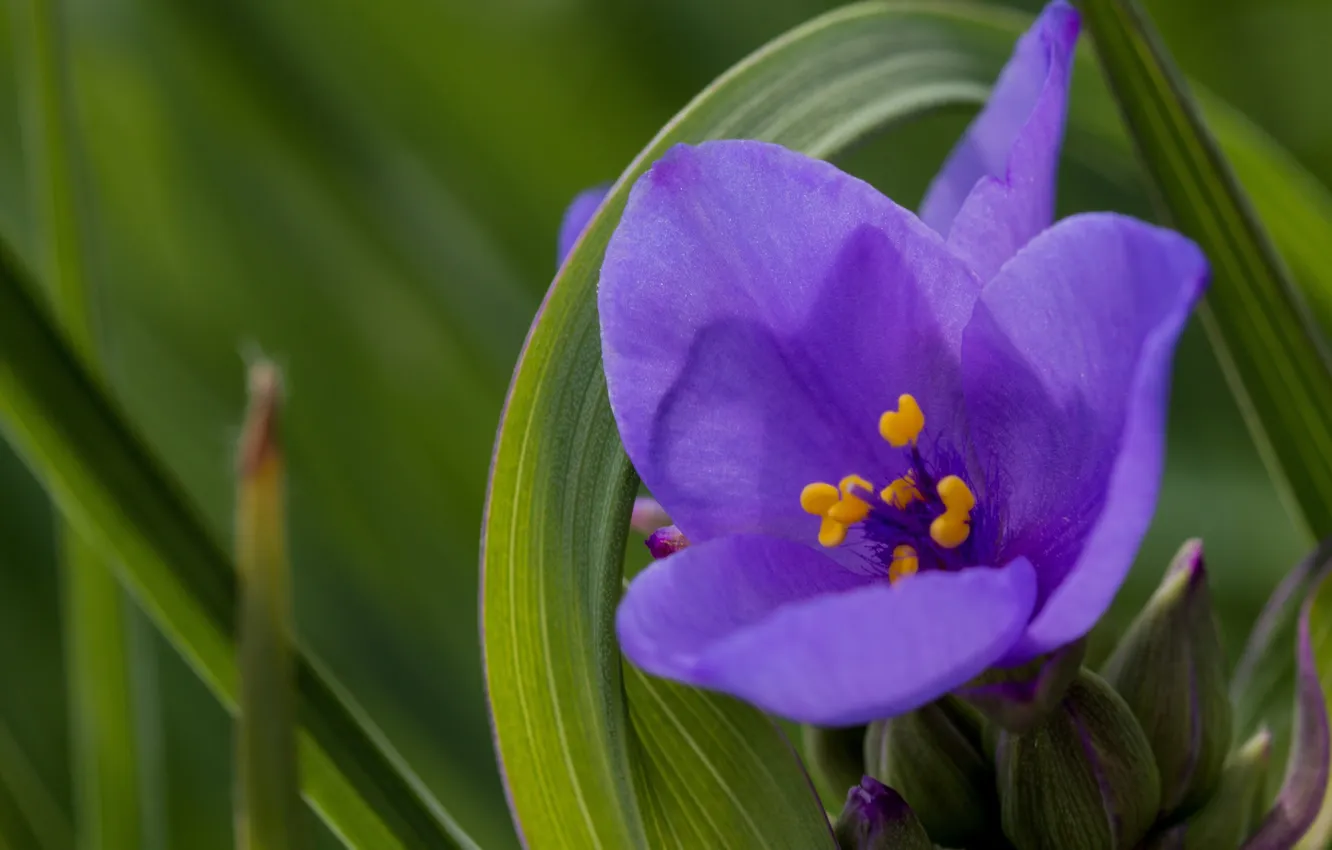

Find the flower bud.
xmin=1101 ymin=539 xmax=1231 ymax=818
xmin=956 ymin=639 xmax=1085 ymax=733
xmin=1141 ymin=728 xmax=1272 ymax=850
xmin=644 ymin=525 xmax=688 ymax=558
xmin=832 ymin=777 xmax=932 ymax=850
xmin=997 ymin=670 xmax=1160 ymax=850
xmin=864 ymin=697 xmax=997 ymax=847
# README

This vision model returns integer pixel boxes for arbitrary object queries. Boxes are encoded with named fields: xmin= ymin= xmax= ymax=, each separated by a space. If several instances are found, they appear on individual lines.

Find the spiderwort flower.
xmin=597 ymin=0 xmax=1208 ymax=726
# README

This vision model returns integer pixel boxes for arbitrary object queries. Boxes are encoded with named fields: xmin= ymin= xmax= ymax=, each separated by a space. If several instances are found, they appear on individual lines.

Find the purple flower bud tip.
xmin=1166 ymin=537 xmax=1206 ymax=586
xmin=630 ymin=496 xmax=671 ymax=534
xmin=845 ymin=777 xmax=911 ymax=830
xmin=645 ymin=525 xmax=688 ymax=559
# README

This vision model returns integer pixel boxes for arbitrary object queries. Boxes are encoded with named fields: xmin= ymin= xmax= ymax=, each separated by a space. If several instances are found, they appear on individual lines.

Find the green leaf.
xmin=0 ymin=238 xmax=471 ymax=847
xmin=1295 ymin=568 xmax=1332 ymax=849
xmin=483 ymin=1 xmax=1332 ymax=846
xmin=1082 ymin=0 xmax=1332 ymax=539
xmin=234 ymin=364 xmax=303 ymax=850
xmin=60 ymin=537 xmax=147 ymax=850
xmin=624 ymin=667 xmax=831 ymax=847
xmin=8 ymin=0 xmax=152 ymax=845
xmin=0 ymin=718 xmax=73 ymax=849
xmin=1231 ymin=542 xmax=1332 ymax=748
xmin=1235 ymin=552 xmax=1332 ymax=849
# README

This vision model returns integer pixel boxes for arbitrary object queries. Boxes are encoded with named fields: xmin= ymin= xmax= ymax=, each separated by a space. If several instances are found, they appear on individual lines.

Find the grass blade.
xmin=0 ymin=720 xmax=74 ymax=850
xmin=0 ymin=235 xmax=468 ymax=847
xmin=60 ymin=537 xmax=144 ymax=850
xmin=234 ymin=364 xmax=303 ymax=850
xmin=8 ymin=0 xmax=151 ymax=846
xmin=1081 ymin=0 xmax=1332 ymax=538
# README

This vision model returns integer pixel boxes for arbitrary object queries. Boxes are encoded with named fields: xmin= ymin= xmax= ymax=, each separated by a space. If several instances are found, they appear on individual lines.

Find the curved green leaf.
xmin=483 ymin=1 xmax=1332 ymax=846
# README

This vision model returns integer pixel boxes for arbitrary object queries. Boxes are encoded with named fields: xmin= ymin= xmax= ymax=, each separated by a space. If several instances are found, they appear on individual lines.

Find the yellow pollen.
xmin=818 ymin=517 xmax=848 ymax=548
xmin=839 ymin=475 xmax=872 ymax=497
xmin=880 ymin=471 xmax=922 ymax=509
xmin=802 ymin=474 xmax=875 ymax=547
xmin=929 ymin=475 xmax=975 ymax=549
xmin=879 ymin=394 xmax=925 ymax=447
xmin=937 ymin=475 xmax=976 ymax=514
xmin=889 ymin=544 xmax=919 ymax=584
xmin=800 ymin=482 xmax=840 ymax=515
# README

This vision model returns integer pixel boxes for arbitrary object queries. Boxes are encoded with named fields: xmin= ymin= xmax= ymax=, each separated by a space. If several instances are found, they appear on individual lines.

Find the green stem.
xmin=8 ymin=0 xmax=151 ymax=847
xmin=234 ymin=365 xmax=303 ymax=850
xmin=61 ymin=535 xmax=143 ymax=850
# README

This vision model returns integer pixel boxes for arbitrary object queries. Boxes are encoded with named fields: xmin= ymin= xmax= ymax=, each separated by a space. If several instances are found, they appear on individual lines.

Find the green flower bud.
xmin=832 ymin=777 xmax=932 ymax=850
xmin=1101 ymin=539 xmax=1232 ymax=818
xmin=957 ymin=639 xmax=1086 ymax=733
xmin=998 ymin=670 xmax=1160 ymax=850
xmin=1141 ymin=728 xmax=1272 ymax=850
xmin=864 ymin=697 xmax=997 ymax=847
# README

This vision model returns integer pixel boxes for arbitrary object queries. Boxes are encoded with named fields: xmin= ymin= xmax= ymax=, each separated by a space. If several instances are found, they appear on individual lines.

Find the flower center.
xmin=799 ymin=393 xmax=976 ymax=584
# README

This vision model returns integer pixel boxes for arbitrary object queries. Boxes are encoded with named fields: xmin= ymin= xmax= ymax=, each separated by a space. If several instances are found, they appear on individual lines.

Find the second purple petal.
xmin=960 ymin=212 xmax=1208 ymax=662
xmin=918 ymin=1 xmax=1080 ymax=282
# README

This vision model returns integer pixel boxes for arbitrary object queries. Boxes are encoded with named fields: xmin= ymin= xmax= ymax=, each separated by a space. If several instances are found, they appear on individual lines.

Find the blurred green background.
xmin=0 ymin=0 xmax=1327 ymax=846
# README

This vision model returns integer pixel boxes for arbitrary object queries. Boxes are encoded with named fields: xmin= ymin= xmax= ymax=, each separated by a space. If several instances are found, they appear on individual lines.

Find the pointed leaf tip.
xmin=239 ymin=361 xmax=283 ymax=479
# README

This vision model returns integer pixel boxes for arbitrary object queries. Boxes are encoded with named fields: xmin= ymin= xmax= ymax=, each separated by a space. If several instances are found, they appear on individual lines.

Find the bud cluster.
xmin=829 ymin=540 xmax=1288 ymax=850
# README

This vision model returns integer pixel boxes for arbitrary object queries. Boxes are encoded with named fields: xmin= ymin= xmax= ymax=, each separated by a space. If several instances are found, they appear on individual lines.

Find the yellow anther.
xmin=937 ymin=475 xmax=976 ymax=514
xmin=879 ymin=394 xmax=925 ymax=448
xmin=930 ymin=513 xmax=970 ymax=549
xmin=888 ymin=544 xmax=919 ymax=584
xmin=800 ymin=482 xmax=840 ymax=516
xmin=880 ymin=472 xmax=922 ymax=509
xmin=803 ymin=475 xmax=874 ymax=546
xmin=827 ymin=497 xmax=870 ymax=525
xmin=839 ymin=475 xmax=873 ymax=498
xmin=818 ymin=517 xmax=848 ymax=548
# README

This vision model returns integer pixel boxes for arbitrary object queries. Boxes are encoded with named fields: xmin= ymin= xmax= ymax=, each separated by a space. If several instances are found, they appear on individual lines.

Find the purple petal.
xmin=558 ymin=185 xmax=611 ymax=265
xmin=919 ymin=1 xmax=1080 ymax=282
xmin=1243 ymin=597 xmax=1331 ymax=849
xmin=599 ymin=141 xmax=980 ymax=544
xmin=960 ymin=213 xmax=1207 ymax=662
xmin=616 ymin=534 xmax=1037 ymax=725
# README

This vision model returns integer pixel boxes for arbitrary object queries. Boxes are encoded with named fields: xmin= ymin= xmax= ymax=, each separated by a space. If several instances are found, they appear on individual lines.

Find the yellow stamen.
xmin=879 ymin=394 xmax=925 ymax=448
xmin=800 ymin=482 xmax=840 ymax=515
xmin=889 ymin=544 xmax=919 ymax=584
xmin=830 ymin=475 xmax=872 ymax=523
xmin=937 ymin=475 xmax=976 ymax=514
xmin=880 ymin=471 xmax=921 ymax=509
xmin=827 ymin=498 xmax=870 ymax=525
xmin=930 ymin=513 xmax=970 ymax=549
xmin=818 ymin=517 xmax=848 ymax=548
xmin=839 ymin=475 xmax=872 ymax=497
xmin=930 ymin=474 xmax=975 ymax=549
xmin=803 ymin=475 xmax=875 ymax=547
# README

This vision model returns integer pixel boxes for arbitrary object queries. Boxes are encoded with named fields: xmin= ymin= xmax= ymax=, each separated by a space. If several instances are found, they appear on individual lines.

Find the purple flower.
xmin=596 ymin=1 xmax=1208 ymax=726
